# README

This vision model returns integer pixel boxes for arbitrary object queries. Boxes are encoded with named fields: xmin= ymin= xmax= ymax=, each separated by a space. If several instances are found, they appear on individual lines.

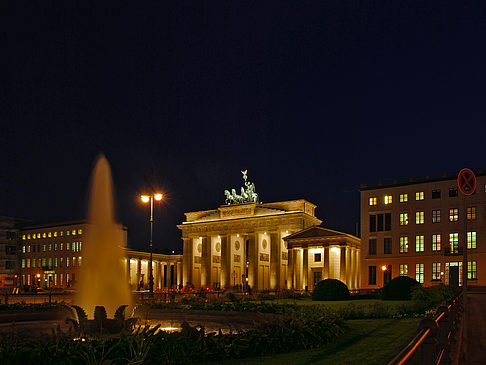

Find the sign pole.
xmin=457 ymin=167 xmax=476 ymax=362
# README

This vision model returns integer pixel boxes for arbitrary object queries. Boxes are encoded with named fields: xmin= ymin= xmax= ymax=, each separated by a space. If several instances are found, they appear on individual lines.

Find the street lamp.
xmin=140 ymin=193 xmax=163 ymax=293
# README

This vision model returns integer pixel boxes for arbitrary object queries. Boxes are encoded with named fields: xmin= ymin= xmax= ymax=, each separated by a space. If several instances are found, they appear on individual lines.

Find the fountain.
xmin=75 ymin=154 xmax=132 ymax=318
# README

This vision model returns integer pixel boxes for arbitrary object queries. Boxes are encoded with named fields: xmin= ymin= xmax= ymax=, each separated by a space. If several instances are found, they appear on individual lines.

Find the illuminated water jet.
xmin=76 ymin=154 xmax=132 ymax=317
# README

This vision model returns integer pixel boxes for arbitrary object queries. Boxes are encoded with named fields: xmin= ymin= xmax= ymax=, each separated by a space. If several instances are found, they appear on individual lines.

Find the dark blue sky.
xmin=2 ymin=1 xmax=486 ymax=251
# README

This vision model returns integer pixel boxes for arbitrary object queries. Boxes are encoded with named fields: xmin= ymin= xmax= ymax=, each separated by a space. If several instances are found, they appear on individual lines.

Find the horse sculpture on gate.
xmin=224 ymin=170 xmax=259 ymax=205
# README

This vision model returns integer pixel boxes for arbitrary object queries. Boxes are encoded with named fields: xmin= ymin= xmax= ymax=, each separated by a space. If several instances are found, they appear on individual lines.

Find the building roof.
xmin=360 ymin=169 xmax=486 ymax=191
xmin=284 ymin=226 xmax=360 ymax=243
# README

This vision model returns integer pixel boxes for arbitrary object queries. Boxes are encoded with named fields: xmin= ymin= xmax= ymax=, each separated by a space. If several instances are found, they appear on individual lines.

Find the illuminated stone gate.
xmin=178 ymin=199 xmax=322 ymax=290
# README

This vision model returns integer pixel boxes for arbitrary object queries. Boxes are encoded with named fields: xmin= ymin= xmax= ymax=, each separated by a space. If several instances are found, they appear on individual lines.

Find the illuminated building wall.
xmin=361 ymin=172 xmax=486 ymax=288
xmin=179 ymin=199 xmax=360 ymax=290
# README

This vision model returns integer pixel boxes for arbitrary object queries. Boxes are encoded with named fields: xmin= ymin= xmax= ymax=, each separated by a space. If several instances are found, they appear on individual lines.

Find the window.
xmin=79 ymin=256 xmax=82 ymax=266
xmin=55 ymin=243 xmax=58 ymax=251
xmin=369 ymin=197 xmax=377 ymax=206
xmin=43 ymin=244 xmax=46 ymax=252
xmin=399 ymin=236 xmax=409 ymax=253
xmin=66 ymin=257 xmax=70 ymax=267
xmin=22 ymin=246 xmax=26 ymax=253
xmin=416 ymin=263 xmax=424 ymax=284
xmin=468 ymin=261 xmax=477 ymax=280
xmin=384 ymin=213 xmax=392 ymax=231
xmin=369 ymin=239 xmax=377 ymax=255
xmin=48 ymin=244 xmax=52 ymax=251
xmin=27 ymin=245 xmax=31 ymax=253
xmin=79 ymin=229 xmax=83 ymax=235
xmin=60 ymin=243 xmax=63 ymax=251
xmin=370 ymin=215 xmax=377 ymax=232
xmin=55 ymin=258 xmax=58 ymax=268
xmin=384 ymin=238 xmax=392 ymax=254
xmin=432 ymin=190 xmax=441 ymax=199
xmin=400 ymin=193 xmax=408 ymax=202
xmin=416 ymin=235 xmax=425 ymax=252
xmin=384 ymin=195 xmax=393 ymax=204
xmin=432 ymin=234 xmax=441 ymax=251
xmin=48 ymin=258 xmax=52 ymax=269
xmin=449 ymin=233 xmax=459 ymax=253
xmin=449 ymin=188 xmax=458 ymax=197
xmin=369 ymin=266 xmax=377 ymax=285
xmin=21 ymin=259 xmax=25 ymax=268
xmin=314 ymin=253 xmax=321 ymax=262
xmin=399 ymin=264 xmax=408 ymax=275
xmin=432 ymin=263 xmax=442 ymax=280
xmin=415 ymin=211 xmax=425 ymax=224
xmin=42 ymin=258 xmax=46 ymax=267
xmin=377 ymin=214 xmax=384 ymax=231
xmin=400 ymin=213 xmax=409 ymax=226
xmin=449 ymin=208 xmax=459 ymax=222
xmin=54 ymin=232 xmax=57 ymax=237
xmin=432 ymin=209 xmax=441 ymax=223
xmin=67 ymin=242 xmax=70 ymax=250
xmin=33 ymin=259 xmax=36 ymax=268
xmin=415 ymin=191 xmax=425 ymax=200
xmin=467 ymin=207 xmax=477 ymax=220
xmin=467 ymin=231 xmax=477 ymax=249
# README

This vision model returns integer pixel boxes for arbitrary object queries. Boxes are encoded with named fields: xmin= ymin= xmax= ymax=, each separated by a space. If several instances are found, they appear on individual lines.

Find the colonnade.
xmin=126 ymin=257 xmax=183 ymax=290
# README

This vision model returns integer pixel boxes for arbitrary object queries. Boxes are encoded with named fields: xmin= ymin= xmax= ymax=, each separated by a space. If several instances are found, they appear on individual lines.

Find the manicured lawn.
xmin=218 ymin=318 xmax=420 ymax=365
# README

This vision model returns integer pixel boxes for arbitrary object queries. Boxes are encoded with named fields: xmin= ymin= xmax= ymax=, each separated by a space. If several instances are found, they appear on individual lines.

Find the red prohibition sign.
xmin=458 ymin=168 xmax=476 ymax=196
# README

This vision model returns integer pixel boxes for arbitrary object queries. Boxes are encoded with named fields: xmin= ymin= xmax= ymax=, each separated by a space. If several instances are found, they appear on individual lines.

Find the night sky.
xmin=2 ymin=2 xmax=486 ymax=251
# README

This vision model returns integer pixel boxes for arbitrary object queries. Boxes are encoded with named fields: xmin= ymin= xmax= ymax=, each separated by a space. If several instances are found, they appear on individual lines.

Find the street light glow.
xmin=141 ymin=195 xmax=150 ymax=203
xmin=154 ymin=193 xmax=162 ymax=201
xmin=381 ymin=265 xmax=387 ymax=271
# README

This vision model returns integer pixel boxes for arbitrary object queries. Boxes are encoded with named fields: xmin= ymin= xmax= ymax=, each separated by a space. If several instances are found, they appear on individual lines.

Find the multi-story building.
xmin=18 ymin=220 xmax=183 ymax=291
xmin=360 ymin=172 xmax=486 ymax=289
xmin=19 ymin=221 xmax=91 ymax=289
xmin=0 ymin=217 xmax=23 ymax=289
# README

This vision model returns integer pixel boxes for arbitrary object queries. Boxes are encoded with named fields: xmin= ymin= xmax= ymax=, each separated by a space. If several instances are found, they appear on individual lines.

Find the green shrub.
xmin=312 ymin=279 xmax=350 ymax=301
xmin=411 ymin=284 xmax=455 ymax=305
xmin=382 ymin=276 xmax=421 ymax=300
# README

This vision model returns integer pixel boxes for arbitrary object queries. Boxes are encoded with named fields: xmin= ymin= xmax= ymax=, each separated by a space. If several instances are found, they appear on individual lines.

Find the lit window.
xmin=55 ymin=243 xmax=58 ymax=251
xmin=432 ymin=209 xmax=441 ymax=223
xmin=42 ymin=258 xmax=46 ymax=267
xmin=43 ymin=244 xmax=46 ymax=252
xmin=399 ymin=264 xmax=408 ymax=275
xmin=22 ymin=235 xmax=26 ymax=240
xmin=415 ymin=211 xmax=425 ymax=224
xmin=27 ymin=245 xmax=31 ymax=253
xmin=72 ymin=230 xmax=76 ymax=235
xmin=21 ymin=259 xmax=25 ymax=268
xmin=27 ymin=234 xmax=31 ymax=240
xmin=399 ymin=237 xmax=408 ymax=253
xmin=449 ymin=208 xmax=459 ymax=222
xmin=67 ymin=243 xmax=70 ymax=250
xmin=60 ymin=243 xmax=63 ymax=251
xmin=79 ymin=242 xmax=82 ymax=251
xmin=67 ymin=230 xmax=70 ymax=236
xmin=66 ymin=257 xmax=70 ymax=267
xmin=48 ymin=244 xmax=52 ymax=251
xmin=399 ymin=194 xmax=408 ymax=202
xmin=33 ymin=259 xmax=36 ymax=268
xmin=415 ymin=235 xmax=425 ymax=252
xmin=42 ymin=233 xmax=46 ymax=238
xmin=468 ymin=261 xmax=477 ymax=280
xmin=449 ymin=233 xmax=459 ymax=253
xmin=48 ymin=258 xmax=52 ymax=268
xmin=73 ymin=257 xmax=76 ymax=266
xmin=384 ymin=195 xmax=392 ymax=204
xmin=27 ymin=259 xmax=31 ymax=268
xmin=369 ymin=197 xmax=377 ymax=206
xmin=467 ymin=207 xmax=477 ymax=220
xmin=415 ymin=191 xmax=425 ymax=201
xmin=79 ymin=256 xmax=82 ymax=266
xmin=54 ymin=232 xmax=57 ymax=237
xmin=467 ymin=231 xmax=477 ymax=249
xmin=432 ymin=234 xmax=441 ymax=251
xmin=78 ymin=229 xmax=83 ymax=235
xmin=399 ymin=213 xmax=409 ymax=226
xmin=55 ymin=258 xmax=58 ymax=268
xmin=432 ymin=263 xmax=441 ymax=280
xmin=415 ymin=263 xmax=424 ymax=283
xmin=60 ymin=231 xmax=63 ymax=237
xmin=48 ymin=232 xmax=52 ymax=238
xmin=22 ymin=246 xmax=26 ymax=253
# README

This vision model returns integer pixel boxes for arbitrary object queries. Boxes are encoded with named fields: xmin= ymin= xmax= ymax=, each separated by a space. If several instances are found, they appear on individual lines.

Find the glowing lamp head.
xmin=154 ymin=193 xmax=162 ymax=201
xmin=141 ymin=195 xmax=150 ymax=203
xmin=381 ymin=265 xmax=387 ymax=271
xmin=36 ymin=274 xmax=41 ymax=278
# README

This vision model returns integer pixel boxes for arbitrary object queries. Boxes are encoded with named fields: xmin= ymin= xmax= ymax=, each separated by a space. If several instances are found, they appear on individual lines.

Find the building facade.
xmin=18 ymin=220 xmax=183 ymax=291
xmin=284 ymin=227 xmax=360 ymax=290
xmin=0 ymin=217 xmax=22 ymax=289
xmin=361 ymin=172 xmax=486 ymax=289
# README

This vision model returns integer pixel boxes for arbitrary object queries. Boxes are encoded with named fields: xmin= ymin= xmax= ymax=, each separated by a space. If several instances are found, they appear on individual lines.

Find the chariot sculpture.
xmin=224 ymin=170 xmax=259 ymax=204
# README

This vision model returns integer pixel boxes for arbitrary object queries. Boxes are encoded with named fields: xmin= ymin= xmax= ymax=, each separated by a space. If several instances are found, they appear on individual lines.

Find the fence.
xmin=388 ymin=292 xmax=463 ymax=365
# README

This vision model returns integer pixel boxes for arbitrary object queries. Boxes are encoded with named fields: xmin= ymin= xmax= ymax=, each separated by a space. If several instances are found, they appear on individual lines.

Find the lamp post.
xmin=141 ymin=193 xmax=163 ymax=293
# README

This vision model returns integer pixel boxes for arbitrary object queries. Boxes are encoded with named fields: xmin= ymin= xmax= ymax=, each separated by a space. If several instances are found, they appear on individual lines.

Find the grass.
xmin=217 ymin=318 xmax=421 ymax=365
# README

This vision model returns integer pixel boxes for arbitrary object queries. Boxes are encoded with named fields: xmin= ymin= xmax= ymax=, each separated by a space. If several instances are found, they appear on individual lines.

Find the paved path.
xmin=462 ymin=286 xmax=486 ymax=364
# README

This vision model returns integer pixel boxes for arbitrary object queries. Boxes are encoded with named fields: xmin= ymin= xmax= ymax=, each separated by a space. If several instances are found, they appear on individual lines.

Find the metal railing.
xmin=388 ymin=292 xmax=462 ymax=365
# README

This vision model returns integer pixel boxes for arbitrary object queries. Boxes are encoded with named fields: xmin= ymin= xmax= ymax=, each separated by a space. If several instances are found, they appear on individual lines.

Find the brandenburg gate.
xmin=178 ymin=171 xmax=360 ymax=291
